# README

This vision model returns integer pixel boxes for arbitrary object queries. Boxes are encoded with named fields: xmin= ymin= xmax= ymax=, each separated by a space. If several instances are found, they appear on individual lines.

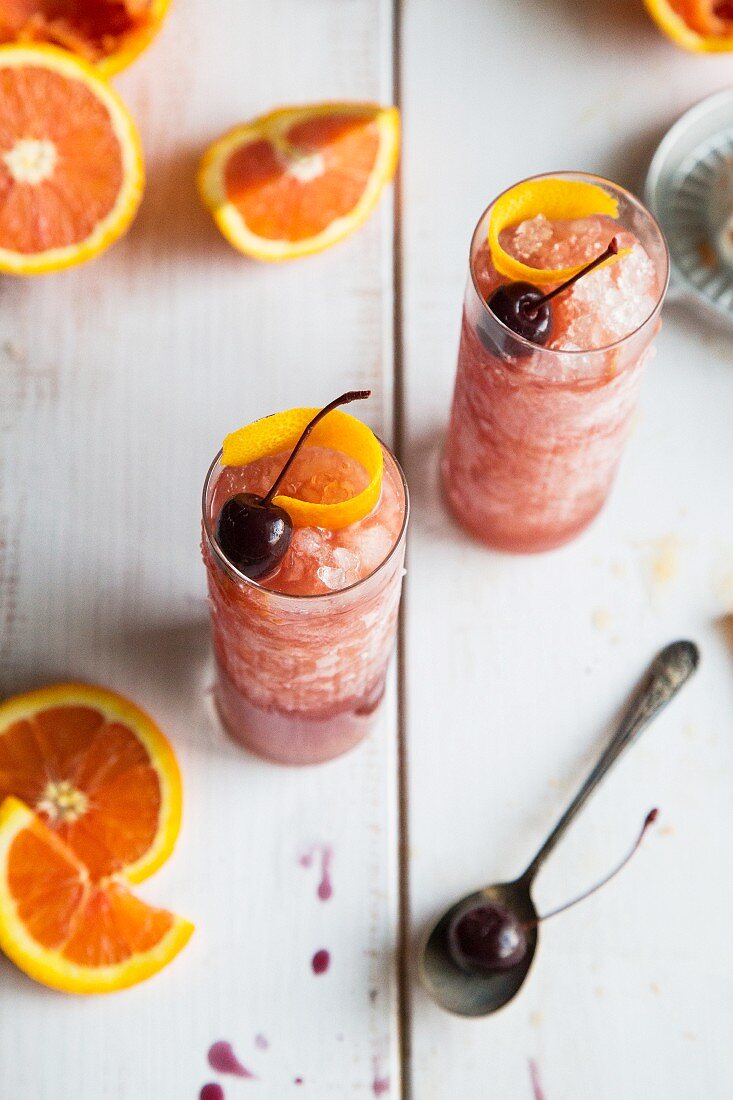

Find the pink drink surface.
xmin=203 ymin=444 xmax=406 ymax=764
xmin=209 ymin=446 xmax=403 ymax=596
xmin=443 ymin=213 xmax=662 ymax=552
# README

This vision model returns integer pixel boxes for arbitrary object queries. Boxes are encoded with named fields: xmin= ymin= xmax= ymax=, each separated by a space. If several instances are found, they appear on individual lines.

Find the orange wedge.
xmin=643 ymin=0 xmax=733 ymax=50
xmin=0 ymin=44 xmax=144 ymax=275
xmin=0 ymin=0 xmax=171 ymax=75
xmin=197 ymin=102 xmax=400 ymax=261
xmin=0 ymin=797 xmax=192 ymax=993
xmin=222 ymin=406 xmax=384 ymax=529
xmin=488 ymin=177 xmax=630 ymax=285
xmin=0 ymin=683 xmax=182 ymax=884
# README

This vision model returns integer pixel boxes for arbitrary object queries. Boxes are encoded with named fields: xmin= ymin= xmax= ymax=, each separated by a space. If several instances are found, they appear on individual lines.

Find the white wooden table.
xmin=2 ymin=2 xmax=733 ymax=1097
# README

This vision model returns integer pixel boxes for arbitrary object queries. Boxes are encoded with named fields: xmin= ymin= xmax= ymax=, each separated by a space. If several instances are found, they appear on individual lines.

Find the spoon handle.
xmin=521 ymin=640 xmax=699 ymax=884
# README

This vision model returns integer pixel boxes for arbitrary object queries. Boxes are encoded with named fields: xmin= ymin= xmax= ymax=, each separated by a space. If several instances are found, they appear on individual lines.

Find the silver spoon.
xmin=420 ymin=640 xmax=700 ymax=1018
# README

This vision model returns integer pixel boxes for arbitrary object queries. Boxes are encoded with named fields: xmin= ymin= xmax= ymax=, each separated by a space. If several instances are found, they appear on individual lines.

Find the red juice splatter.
xmin=373 ymin=1058 xmax=390 ymax=1095
xmin=299 ymin=844 xmax=334 ymax=901
xmin=317 ymin=845 xmax=333 ymax=900
xmin=294 ymin=1077 xmax=304 ymax=1085
xmin=200 ymin=1086 xmax=225 ymax=1100
xmin=529 ymin=1058 xmax=546 ymax=1100
xmin=208 ymin=1041 xmax=256 ymax=1078
xmin=312 ymin=948 xmax=330 ymax=975
xmin=254 ymin=1034 xmax=269 ymax=1051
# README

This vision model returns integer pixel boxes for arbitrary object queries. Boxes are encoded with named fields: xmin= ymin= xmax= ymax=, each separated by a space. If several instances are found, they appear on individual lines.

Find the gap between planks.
xmin=391 ymin=0 xmax=413 ymax=1097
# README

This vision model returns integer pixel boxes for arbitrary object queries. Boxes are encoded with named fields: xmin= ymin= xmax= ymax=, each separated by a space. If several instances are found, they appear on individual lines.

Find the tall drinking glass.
xmin=202 ymin=441 xmax=408 ymax=765
xmin=442 ymin=172 xmax=669 ymax=553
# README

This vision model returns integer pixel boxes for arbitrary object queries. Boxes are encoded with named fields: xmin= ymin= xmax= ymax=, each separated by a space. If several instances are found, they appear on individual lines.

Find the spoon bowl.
xmin=421 ymin=879 xmax=538 ymax=1017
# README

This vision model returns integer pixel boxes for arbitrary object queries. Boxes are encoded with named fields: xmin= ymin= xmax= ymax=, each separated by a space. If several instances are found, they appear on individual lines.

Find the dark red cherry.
xmin=448 ymin=902 xmax=527 ymax=973
xmin=482 ymin=236 xmax=620 ymax=351
xmin=214 ymin=390 xmax=370 ymax=581
xmin=487 ymin=282 xmax=551 ymax=345
xmin=447 ymin=807 xmax=658 ymax=977
xmin=216 ymin=493 xmax=292 ymax=580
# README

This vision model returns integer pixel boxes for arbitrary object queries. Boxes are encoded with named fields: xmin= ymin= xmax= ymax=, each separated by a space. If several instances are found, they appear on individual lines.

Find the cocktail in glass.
xmin=202 ymin=430 xmax=408 ymax=765
xmin=442 ymin=172 xmax=669 ymax=553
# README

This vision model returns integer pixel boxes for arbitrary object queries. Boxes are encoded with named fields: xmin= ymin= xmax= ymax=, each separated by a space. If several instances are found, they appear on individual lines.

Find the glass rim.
xmin=202 ymin=436 xmax=410 ymax=602
xmin=469 ymin=169 xmax=671 ymax=358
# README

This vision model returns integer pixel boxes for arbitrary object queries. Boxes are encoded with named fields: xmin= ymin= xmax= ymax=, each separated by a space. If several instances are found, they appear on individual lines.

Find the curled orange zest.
xmin=222 ymin=407 xmax=383 ymax=530
xmin=488 ymin=178 xmax=631 ymax=285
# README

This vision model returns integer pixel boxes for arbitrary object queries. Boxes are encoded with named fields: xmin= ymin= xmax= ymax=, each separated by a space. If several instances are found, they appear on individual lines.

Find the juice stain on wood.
xmin=299 ymin=843 xmax=333 ymax=900
xmin=200 ymin=1085 xmax=225 ymax=1100
xmin=207 ymin=1040 xmax=256 ymax=1078
xmin=529 ymin=1058 xmax=546 ymax=1100
xmin=311 ymin=948 xmax=330 ymax=974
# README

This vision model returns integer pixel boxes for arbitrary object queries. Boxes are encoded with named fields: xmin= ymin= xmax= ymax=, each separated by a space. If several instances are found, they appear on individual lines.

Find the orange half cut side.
xmin=0 ymin=682 xmax=182 ymax=884
xmin=0 ymin=0 xmax=171 ymax=75
xmin=0 ymin=797 xmax=193 ymax=993
xmin=643 ymin=0 xmax=733 ymax=50
xmin=0 ymin=44 xmax=144 ymax=274
xmin=197 ymin=102 xmax=400 ymax=261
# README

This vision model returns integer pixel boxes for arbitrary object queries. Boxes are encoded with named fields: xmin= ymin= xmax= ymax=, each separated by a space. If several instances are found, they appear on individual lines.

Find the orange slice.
xmin=0 ymin=683 xmax=182 ymax=884
xmin=0 ymin=44 xmax=144 ymax=275
xmin=0 ymin=0 xmax=171 ymax=75
xmin=488 ymin=178 xmax=630 ymax=285
xmin=197 ymin=102 xmax=400 ymax=261
xmin=0 ymin=797 xmax=192 ymax=993
xmin=222 ymin=406 xmax=383 ymax=529
xmin=643 ymin=0 xmax=733 ymax=49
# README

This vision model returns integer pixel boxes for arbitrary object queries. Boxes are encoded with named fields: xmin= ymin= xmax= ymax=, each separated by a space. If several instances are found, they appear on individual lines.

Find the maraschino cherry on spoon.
xmin=486 ymin=236 xmax=620 ymax=346
xmin=448 ymin=808 xmax=658 ymax=975
xmin=420 ymin=641 xmax=699 ymax=1018
xmin=215 ymin=390 xmax=370 ymax=580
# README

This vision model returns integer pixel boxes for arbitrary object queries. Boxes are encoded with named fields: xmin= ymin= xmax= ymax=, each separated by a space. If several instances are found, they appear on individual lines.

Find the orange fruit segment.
xmin=488 ymin=178 xmax=630 ymax=285
xmin=197 ymin=102 xmax=400 ymax=261
xmin=0 ymin=44 xmax=144 ymax=275
xmin=0 ymin=0 xmax=171 ymax=75
xmin=0 ymin=797 xmax=193 ymax=993
xmin=222 ymin=406 xmax=384 ymax=530
xmin=0 ymin=683 xmax=182 ymax=884
xmin=644 ymin=0 xmax=733 ymax=49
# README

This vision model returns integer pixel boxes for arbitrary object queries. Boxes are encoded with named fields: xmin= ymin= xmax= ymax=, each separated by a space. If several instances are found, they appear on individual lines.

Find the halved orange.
xmin=0 ymin=44 xmax=144 ymax=274
xmin=0 ymin=0 xmax=171 ymax=75
xmin=644 ymin=0 xmax=733 ymax=50
xmin=0 ymin=797 xmax=192 ymax=993
xmin=197 ymin=102 xmax=400 ymax=261
xmin=0 ymin=683 xmax=181 ymax=884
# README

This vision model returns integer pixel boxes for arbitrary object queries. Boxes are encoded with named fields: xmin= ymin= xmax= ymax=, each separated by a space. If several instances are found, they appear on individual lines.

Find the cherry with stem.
xmin=215 ymin=390 xmax=371 ymax=580
xmin=486 ymin=237 xmax=620 ymax=346
xmin=449 ymin=808 xmax=658 ymax=975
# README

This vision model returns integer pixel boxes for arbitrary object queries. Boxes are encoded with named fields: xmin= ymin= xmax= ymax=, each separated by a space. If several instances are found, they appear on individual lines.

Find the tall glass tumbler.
xmin=442 ymin=172 xmax=670 ymax=553
xmin=202 ymin=443 xmax=408 ymax=765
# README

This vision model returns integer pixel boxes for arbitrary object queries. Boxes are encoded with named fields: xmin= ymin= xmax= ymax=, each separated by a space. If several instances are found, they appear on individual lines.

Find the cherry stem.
xmin=262 ymin=390 xmax=371 ymax=505
xmin=527 ymin=808 xmax=658 ymax=927
xmin=523 ymin=237 xmax=619 ymax=317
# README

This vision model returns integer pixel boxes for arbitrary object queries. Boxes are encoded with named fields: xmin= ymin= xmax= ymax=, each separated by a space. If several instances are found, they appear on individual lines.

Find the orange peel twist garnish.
xmin=222 ymin=406 xmax=384 ymax=530
xmin=488 ymin=178 xmax=631 ymax=286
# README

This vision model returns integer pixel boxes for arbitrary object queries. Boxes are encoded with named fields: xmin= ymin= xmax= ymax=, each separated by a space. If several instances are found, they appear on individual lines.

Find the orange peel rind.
xmin=488 ymin=178 xmax=631 ymax=285
xmin=643 ymin=0 xmax=733 ymax=52
xmin=222 ymin=407 xmax=384 ymax=530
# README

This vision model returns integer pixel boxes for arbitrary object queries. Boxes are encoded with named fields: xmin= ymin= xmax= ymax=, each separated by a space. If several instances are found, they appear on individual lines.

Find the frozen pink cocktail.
xmin=202 ymin=434 xmax=408 ymax=765
xmin=442 ymin=173 xmax=669 ymax=553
